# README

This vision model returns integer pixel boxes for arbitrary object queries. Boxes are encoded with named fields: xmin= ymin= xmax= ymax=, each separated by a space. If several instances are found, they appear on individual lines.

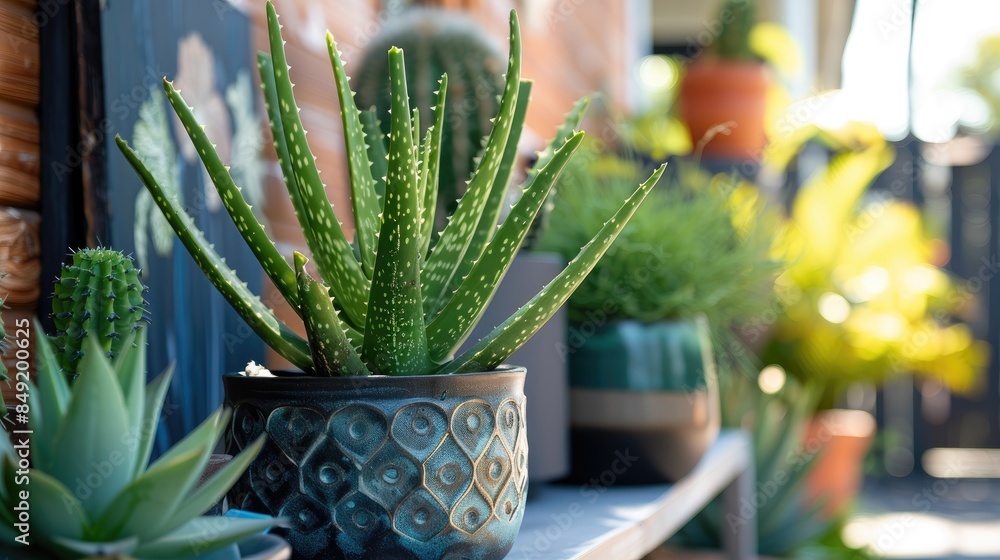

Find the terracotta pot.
xmin=803 ymin=409 xmax=876 ymax=516
xmin=677 ymin=60 xmax=770 ymax=162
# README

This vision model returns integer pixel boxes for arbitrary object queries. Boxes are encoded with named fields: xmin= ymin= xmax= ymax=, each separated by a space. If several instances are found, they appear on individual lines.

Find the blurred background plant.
xmin=672 ymin=372 xmax=876 ymax=558
xmin=626 ymin=0 xmax=801 ymax=163
xmin=538 ymin=142 xmax=783 ymax=371
xmin=961 ymin=35 xmax=1000 ymax=136
xmin=758 ymin=123 xmax=989 ymax=409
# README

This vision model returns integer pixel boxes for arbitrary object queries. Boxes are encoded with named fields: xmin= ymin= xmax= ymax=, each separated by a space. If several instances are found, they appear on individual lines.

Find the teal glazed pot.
xmin=223 ymin=368 xmax=528 ymax=560
xmin=568 ymin=318 xmax=720 ymax=483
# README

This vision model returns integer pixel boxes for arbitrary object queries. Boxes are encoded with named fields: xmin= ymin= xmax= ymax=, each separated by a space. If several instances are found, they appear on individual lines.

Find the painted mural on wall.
xmin=102 ymin=1 xmax=265 ymax=451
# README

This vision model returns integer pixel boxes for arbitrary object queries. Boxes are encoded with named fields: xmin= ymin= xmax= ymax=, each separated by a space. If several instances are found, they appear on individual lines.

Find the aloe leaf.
xmin=520 ymin=95 xmax=592 ymax=250
xmin=527 ymin=94 xmax=591 ymax=188
xmin=115 ymin=135 xmax=313 ymax=371
xmin=49 ymin=335 xmax=133 ymax=518
xmin=443 ymin=79 xmax=532 ymax=299
xmin=135 ymin=365 xmax=175 ymax=477
xmin=360 ymin=108 xmax=388 ymax=203
xmin=442 ymin=163 xmax=667 ymax=374
xmin=294 ymin=253 xmax=371 ymax=377
xmin=419 ymin=74 xmax=448 ymax=260
xmin=427 ymin=132 xmax=584 ymax=361
xmin=416 ymin=119 xmax=432 ymax=241
xmin=163 ymin=79 xmax=300 ymax=312
xmin=327 ymin=32 xmax=381 ymax=278
xmin=134 ymin=516 xmax=278 ymax=558
xmin=93 ymin=446 xmax=209 ymax=542
xmin=411 ymin=107 xmax=421 ymax=151
xmin=5 ymin=462 xmax=88 ymax=542
xmin=266 ymin=4 xmax=370 ymax=329
xmin=31 ymin=325 xmax=69 ymax=471
xmin=257 ymin=53 xmax=305 ymax=228
xmin=421 ymin=12 xmax=522 ymax=318
xmin=163 ymin=437 xmax=265 ymax=530
xmin=361 ymin=47 xmax=432 ymax=376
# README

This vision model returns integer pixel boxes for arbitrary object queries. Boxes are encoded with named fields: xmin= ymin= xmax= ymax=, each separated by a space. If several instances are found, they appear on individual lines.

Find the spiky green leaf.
xmin=115 ymin=135 xmax=313 ymax=371
xmin=327 ymin=32 xmax=381 ymax=278
xmin=443 ymin=79 xmax=532 ymax=300
xmin=266 ymin=3 xmax=370 ymax=329
xmin=421 ymin=12 xmax=522 ymax=318
xmin=427 ymin=131 xmax=584 ymax=361
xmin=442 ymin=163 xmax=667 ymax=374
xmin=163 ymin=78 xmax=300 ymax=312
xmin=419 ymin=74 xmax=448 ymax=260
xmin=528 ymin=94 xmax=591 ymax=187
xmin=360 ymin=108 xmax=388 ymax=202
xmin=295 ymin=253 xmax=371 ymax=376
xmin=362 ymin=48 xmax=432 ymax=376
xmin=257 ymin=52 xmax=306 ymax=228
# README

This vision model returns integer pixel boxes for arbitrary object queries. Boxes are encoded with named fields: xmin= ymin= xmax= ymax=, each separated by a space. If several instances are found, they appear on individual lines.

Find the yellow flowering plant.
xmin=759 ymin=126 xmax=988 ymax=405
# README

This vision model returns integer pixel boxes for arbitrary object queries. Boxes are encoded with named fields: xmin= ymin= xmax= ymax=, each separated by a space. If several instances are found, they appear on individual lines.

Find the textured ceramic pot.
xmin=464 ymin=253 xmax=569 ymax=485
xmin=568 ymin=318 xmax=720 ymax=483
xmin=223 ymin=368 xmax=528 ymax=560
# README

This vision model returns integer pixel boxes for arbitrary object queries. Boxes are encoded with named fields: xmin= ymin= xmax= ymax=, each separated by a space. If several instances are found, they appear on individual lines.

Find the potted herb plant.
xmin=115 ymin=4 xmax=664 ymax=558
xmin=538 ymin=154 xmax=781 ymax=483
xmin=0 ymin=248 xmax=283 ymax=560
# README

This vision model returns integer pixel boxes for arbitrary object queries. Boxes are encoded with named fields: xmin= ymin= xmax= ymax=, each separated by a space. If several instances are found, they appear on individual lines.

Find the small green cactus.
xmin=51 ymin=248 xmax=148 ymax=378
xmin=353 ymin=8 xmax=506 ymax=228
xmin=115 ymin=3 xmax=664 ymax=377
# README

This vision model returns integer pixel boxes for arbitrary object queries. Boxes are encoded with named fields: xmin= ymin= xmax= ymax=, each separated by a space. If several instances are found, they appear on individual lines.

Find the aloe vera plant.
xmin=0 ymin=329 xmax=276 ymax=559
xmin=115 ymin=2 xmax=664 ymax=377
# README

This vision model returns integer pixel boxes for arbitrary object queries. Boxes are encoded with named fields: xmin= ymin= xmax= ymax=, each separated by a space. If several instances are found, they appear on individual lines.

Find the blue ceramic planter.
xmin=223 ymin=368 xmax=528 ymax=560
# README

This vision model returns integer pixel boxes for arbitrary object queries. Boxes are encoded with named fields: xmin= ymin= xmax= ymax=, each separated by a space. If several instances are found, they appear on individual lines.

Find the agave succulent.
xmin=115 ymin=2 xmax=664 ymax=377
xmin=0 ymin=330 xmax=276 ymax=559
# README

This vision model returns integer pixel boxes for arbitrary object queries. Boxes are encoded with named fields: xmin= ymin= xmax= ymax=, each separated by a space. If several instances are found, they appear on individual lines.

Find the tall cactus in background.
xmin=115 ymin=3 xmax=665 ymax=377
xmin=51 ymin=248 xmax=148 ymax=378
xmin=353 ymin=8 xmax=505 ymax=230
